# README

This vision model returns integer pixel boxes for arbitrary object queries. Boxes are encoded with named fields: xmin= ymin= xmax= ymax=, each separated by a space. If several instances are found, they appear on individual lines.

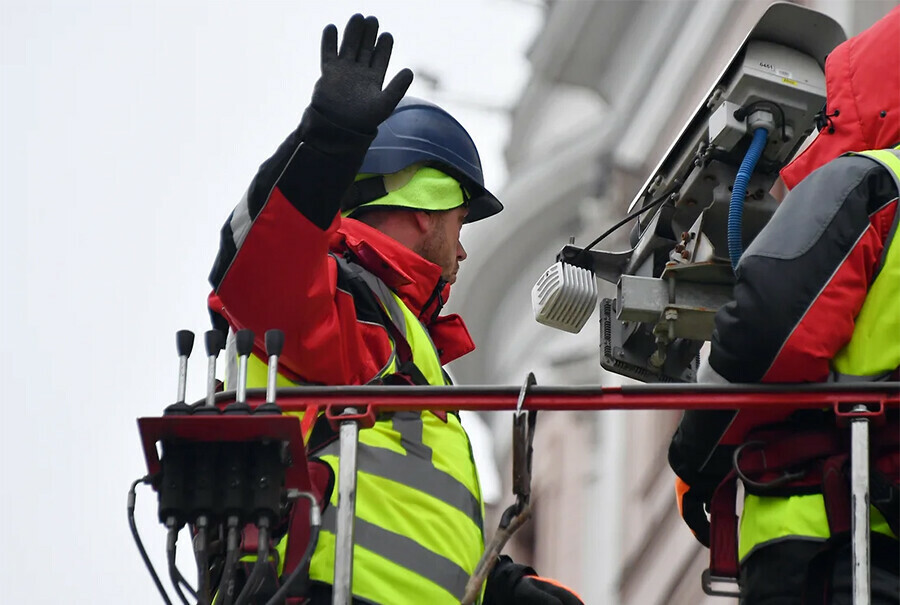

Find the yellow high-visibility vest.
xmin=228 ymin=259 xmax=485 ymax=604
xmin=739 ymin=148 xmax=900 ymax=561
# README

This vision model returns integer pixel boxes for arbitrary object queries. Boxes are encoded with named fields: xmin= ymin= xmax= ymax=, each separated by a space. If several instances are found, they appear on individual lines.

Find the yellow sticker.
xmin=782 ymin=77 xmax=798 ymax=86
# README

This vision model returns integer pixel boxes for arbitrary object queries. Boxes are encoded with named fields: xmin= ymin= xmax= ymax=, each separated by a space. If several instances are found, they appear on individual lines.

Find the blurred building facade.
xmin=448 ymin=1 xmax=896 ymax=603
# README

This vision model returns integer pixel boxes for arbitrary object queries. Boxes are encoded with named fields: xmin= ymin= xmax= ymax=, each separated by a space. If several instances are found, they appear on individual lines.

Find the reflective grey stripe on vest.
xmin=317 ymin=412 xmax=483 ymax=530
xmin=316 ymin=412 xmax=482 ymax=599
xmin=320 ymin=506 xmax=472 ymax=599
xmin=828 ymin=369 xmax=898 ymax=382
xmin=334 ymin=255 xmax=408 ymax=340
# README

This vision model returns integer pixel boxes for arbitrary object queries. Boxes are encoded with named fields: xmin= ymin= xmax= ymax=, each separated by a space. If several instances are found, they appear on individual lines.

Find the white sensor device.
xmin=532 ymin=262 xmax=599 ymax=334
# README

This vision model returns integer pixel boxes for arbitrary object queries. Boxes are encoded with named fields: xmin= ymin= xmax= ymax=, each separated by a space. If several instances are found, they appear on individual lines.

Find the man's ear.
xmin=411 ymin=210 xmax=433 ymax=234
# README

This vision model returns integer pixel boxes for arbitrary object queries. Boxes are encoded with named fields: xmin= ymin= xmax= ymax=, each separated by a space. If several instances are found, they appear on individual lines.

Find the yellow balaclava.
xmin=342 ymin=164 xmax=468 ymax=218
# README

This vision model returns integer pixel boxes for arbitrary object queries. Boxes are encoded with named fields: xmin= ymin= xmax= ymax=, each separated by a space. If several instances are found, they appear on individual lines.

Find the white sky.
xmin=0 ymin=1 xmax=541 ymax=601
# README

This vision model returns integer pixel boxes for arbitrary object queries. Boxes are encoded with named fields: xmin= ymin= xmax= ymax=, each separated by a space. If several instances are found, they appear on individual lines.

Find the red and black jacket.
xmin=207 ymin=106 xmax=474 ymax=388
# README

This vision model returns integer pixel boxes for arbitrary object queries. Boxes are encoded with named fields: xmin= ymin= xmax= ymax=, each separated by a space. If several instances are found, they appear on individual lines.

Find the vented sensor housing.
xmin=531 ymin=262 xmax=598 ymax=334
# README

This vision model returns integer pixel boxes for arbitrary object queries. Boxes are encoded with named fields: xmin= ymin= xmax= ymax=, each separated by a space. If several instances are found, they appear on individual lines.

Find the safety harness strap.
xmin=333 ymin=253 xmax=410 ymax=352
xmin=340 ymin=177 xmax=389 ymax=212
xmin=821 ymin=455 xmax=852 ymax=535
xmin=732 ymin=430 xmax=846 ymax=494
xmin=707 ymin=458 xmax=852 ymax=581
xmin=708 ymin=468 xmax=740 ymax=579
xmin=707 ymin=423 xmax=898 ymax=581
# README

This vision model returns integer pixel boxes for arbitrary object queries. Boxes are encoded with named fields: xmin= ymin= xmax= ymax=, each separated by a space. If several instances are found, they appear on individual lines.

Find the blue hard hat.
xmin=354 ymin=97 xmax=503 ymax=223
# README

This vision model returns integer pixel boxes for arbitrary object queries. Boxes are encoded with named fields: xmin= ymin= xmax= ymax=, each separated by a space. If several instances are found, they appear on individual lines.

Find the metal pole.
xmin=850 ymin=404 xmax=871 ymax=605
xmin=333 ymin=408 xmax=360 ymax=605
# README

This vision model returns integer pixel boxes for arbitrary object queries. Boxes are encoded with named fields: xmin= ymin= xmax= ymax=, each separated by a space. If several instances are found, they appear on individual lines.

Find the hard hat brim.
xmin=465 ymin=192 xmax=503 ymax=223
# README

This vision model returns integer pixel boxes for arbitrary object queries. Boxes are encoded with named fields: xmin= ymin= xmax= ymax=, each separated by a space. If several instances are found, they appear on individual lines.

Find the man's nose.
xmin=457 ymin=241 xmax=467 ymax=261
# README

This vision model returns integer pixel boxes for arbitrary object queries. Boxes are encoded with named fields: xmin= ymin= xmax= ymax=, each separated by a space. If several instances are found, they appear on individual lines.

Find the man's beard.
xmin=416 ymin=229 xmax=455 ymax=283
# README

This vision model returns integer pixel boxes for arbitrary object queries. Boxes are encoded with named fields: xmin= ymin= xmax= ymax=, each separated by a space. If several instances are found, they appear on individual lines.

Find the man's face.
xmin=417 ymin=205 xmax=468 ymax=284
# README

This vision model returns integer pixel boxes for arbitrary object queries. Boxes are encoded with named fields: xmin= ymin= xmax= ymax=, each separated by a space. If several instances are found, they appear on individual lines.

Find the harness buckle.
xmin=701 ymin=569 xmax=741 ymax=597
xmin=732 ymin=440 xmax=808 ymax=491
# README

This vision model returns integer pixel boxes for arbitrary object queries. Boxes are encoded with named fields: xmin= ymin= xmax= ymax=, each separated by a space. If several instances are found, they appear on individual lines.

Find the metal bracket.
xmin=512 ymin=372 xmax=537 ymax=509
xmin=460 ymin=373 xmax=538 ymax=605
xmin=616 ymin=273 xmax=733 ymax=341
xmin=325 ymin=403 xmax=377 ymax=431
xmin=833 ymin=400 xmax=886 ymax=428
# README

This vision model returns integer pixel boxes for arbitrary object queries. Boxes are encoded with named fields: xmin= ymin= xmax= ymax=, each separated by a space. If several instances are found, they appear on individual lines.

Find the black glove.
xmin=675 ymin=476 xmax=712 ymax=547
xmin=514 ymin=576 xmax=584 ymax=605
xmin=485 ymin=556 xmax=583 ymax=605
xmin=312 ymin=14 xmax=414 ymax=134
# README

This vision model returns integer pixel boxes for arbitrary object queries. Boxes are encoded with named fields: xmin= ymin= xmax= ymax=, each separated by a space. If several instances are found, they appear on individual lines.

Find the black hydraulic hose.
xmin=217 ymin=521 xmax=241 ymax=605
xmin=167 ymin=525 xmax=191 ymax=605
xmin=264 ymin=493 xmax=322 ymax=605
xmin=263 ymin=526 xmax=321 ymax=605
xmin=233 ymin=523 xmax=270 ymax=605
xmin=176 ymin=565 xmax=199 ymax=600
xmin=194 ymin=521 xmax=211 ymax=605
xmin=128 ymin=477 xmax=174 ymax=605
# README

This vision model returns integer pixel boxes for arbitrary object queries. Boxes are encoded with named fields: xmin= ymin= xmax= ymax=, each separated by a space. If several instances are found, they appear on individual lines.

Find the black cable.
xmin=176 ymin=564 xmax=199 ymax=600
xmin=167 ymin=525 xmax=191 ymax=605
xmin=580 ymin=194 xmax=668 ymax=255
xmin=128 ymin=476 xmax=174 ymax=605
xmin=194 ymin=521 xmax=211 ymax=605
xmin=233 ymin=523 xmax=271 ymax=605
xmin=162 ymin=523 xmax=199 ymax=600
xmin=217 ymin=521 xmax=241 ymax=605
xmin=263 ymin=526 xmax=321 ymax=605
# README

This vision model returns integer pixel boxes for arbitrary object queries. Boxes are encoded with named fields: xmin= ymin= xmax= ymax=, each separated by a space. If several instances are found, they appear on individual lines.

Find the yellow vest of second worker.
xmin=739 ymin=147 xmax=900 ymax=561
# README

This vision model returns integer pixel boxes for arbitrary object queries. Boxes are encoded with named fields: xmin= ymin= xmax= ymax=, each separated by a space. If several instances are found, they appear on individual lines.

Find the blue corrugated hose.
xmin=728 ymin=127 xmax=769 ymax=270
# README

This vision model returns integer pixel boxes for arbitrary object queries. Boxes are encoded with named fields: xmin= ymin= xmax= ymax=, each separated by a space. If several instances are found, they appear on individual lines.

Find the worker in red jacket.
xmin=207 ymin=14 xmax=582 ymax=605
xmin=669 ymin=7 xmax=900 ymax=604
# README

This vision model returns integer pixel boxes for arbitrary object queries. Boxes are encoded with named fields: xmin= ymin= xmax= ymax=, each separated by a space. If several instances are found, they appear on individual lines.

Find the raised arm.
xmin=207 ymin=15 xmax=412 ymax=383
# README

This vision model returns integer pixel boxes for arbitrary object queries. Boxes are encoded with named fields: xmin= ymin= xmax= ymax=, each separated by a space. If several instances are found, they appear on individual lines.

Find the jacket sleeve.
xmin=708 ymin=155 xmax=899 ymax=383
xmin=206 ymin=107 xmax=387 ymax=385
xmin=668 ymin=360 xmax=736 ymax=487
